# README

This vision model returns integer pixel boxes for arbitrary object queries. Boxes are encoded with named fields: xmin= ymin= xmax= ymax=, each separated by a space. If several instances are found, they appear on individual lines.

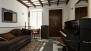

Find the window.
xmin=30 ymin=9 xmax=42 ymax=29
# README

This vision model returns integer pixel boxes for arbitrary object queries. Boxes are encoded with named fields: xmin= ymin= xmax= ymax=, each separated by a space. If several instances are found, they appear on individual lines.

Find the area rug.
xmin=20 ymin=40 xmax=44 ymax=51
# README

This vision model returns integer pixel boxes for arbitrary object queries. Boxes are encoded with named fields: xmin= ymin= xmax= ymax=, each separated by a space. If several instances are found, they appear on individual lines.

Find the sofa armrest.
xmin=27 ymin=30 xmax=32 ymax=35
xmin=21 ymin=29 xmax=32 ymax=35
xmin=9 ymin=29 xmax=22 ymax=36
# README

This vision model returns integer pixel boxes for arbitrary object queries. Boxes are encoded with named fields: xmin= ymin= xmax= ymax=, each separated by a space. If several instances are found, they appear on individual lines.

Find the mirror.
xmin=75 ymin=0 xmax=88 ymax=19
xmin=2 ymin=8 xmax=17 ymax=23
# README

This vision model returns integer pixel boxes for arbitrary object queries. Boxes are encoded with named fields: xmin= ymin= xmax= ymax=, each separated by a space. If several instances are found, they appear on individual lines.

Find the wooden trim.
xmin=57 ymin=0 xmax=59 ymax=6
xmin=38 ymin=0 xmax=43 ymax=7
xmin=48 ymin=0 xmax=50 ymax=6
xmin=28 ymin=0 xmax=36 ymax=8
xmin=75 ymin=0 xmax=80 ymax=4
xmin=66 ymin=0 xmax=69 ymax=5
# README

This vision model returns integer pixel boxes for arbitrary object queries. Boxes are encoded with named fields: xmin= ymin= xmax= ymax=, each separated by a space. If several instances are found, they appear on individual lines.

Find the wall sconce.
xmin=70 ymin=8 xmax=73 ymax=10
xmin=22 ymin=13 xmax=24 ymax=15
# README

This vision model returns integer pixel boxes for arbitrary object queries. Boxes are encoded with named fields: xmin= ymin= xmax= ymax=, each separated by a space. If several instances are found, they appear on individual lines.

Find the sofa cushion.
xmin=9 ymin=29 xmax=22 ymax=36
xmin=0 ymin=33 xmax=16 ymax=41
xmin=0 ymin=35 xmax=31 ymax=51
xmin=21 ymin=29 xmax=28 ymax=35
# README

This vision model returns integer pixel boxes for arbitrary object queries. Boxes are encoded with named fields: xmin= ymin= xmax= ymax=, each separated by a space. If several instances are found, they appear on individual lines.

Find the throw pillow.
xmin=21 ymin=28 xmax=28 ymax=35
xmin=0 ymin=33 xmax=16 ymax=41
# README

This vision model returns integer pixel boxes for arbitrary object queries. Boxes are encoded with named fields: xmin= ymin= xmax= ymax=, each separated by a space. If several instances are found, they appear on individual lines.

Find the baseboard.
xmin=49 ymin=37 xmax=61 ymax=39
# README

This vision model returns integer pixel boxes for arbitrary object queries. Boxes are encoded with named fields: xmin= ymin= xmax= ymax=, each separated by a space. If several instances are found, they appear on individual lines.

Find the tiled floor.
xmin=37 ymin=39 xmax=63 ymax=51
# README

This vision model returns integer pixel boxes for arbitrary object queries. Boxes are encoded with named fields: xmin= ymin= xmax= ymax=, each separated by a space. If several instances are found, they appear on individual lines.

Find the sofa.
xmin=0 ymin=29 xmax=31 ymax=51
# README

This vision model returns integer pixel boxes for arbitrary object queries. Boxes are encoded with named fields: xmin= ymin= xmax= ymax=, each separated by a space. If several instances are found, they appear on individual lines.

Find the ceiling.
xmin=17 ymin=0 xmax=69 ymax=8
xmin=75 ymin=0 xmax=88 ymax=7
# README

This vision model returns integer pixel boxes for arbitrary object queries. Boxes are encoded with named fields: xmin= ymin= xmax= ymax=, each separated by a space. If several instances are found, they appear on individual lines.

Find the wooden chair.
xmin=32 ymin=29 xmax=40 ymax=39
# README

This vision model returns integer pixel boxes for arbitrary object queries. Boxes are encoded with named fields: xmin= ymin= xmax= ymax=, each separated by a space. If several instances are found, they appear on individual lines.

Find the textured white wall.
xmin=0 ymin=0 xmax=28 ymax=33
xmin=29 ymin=4 xmax=67 ymax=27
xmin=29 ymin=0 xmax=79 ymax=26
xmin=66 ymin=0 xmax=79 ymax=20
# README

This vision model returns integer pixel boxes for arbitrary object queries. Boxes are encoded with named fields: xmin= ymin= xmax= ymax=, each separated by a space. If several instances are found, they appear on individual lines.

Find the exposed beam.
xmin=17 ymin=0 xmax=29 ymax=8
xmin=57 ymin=0 xmax=59 ymax=6
xmin=66 ymin=0 xmax=69 ymax=5
xmin=28 ymin=0 xmax=36 ymax=8
xmin=86 ymin=0 xmax=88 ymax=3
xmin=48 ymin=0 xmax=50 ymax=6
xmin=38 ymin=0 xmax=43 ymax=7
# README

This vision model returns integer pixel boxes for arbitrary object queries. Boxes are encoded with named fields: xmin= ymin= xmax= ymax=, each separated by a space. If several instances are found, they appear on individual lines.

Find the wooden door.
xmin=49 ymin=9 xmax=62 ymax=37
xmin=75 ymin=7 xmax=87 ymax=19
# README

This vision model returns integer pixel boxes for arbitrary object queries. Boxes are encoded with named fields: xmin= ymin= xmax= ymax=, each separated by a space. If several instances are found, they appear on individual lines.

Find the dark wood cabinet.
xmin=41 ymin=25 xmax=49 ymax=39
xmin=75 ymin=7 xmax=87 ymax=19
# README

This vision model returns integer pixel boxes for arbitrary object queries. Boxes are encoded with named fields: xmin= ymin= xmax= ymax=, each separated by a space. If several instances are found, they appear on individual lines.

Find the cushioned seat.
xmin=0 ymin=29 xmax=31 ymax=51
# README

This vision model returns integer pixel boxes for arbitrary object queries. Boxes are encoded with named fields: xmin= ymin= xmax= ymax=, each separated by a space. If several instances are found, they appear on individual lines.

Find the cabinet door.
xmin=75 ymin=7 xmax=87 ymax=19
xmin=41 ymin=26 xmax=49 ymax=39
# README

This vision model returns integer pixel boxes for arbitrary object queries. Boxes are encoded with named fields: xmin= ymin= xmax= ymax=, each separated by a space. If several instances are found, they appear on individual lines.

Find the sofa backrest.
xmin=9 ymin=29 xmax=22 ymax=36
xmin=9 ymin=29 xmax=31 ymax=36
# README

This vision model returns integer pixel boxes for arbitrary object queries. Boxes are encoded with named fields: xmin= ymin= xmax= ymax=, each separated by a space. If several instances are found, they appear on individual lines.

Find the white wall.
xmin=66 ymin=0 xmax=79 ymax=20
xmin=29 ymin=4 xmax=68 ymax=27
xmin=62 ymin=4 xmax=68 ymax=27
xmin=29 ymin=0 xmax=79 ymax=26
xmin=0 ymin=0 xmax=28 ymax=33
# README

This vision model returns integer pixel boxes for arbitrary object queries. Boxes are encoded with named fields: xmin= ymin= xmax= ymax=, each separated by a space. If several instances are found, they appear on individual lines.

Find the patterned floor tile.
xmin=37 ymin=39 xmax=64 ymax=51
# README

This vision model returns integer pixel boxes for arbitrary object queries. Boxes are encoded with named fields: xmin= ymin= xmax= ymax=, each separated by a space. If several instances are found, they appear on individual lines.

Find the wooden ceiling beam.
xmin=57 ymin=0 xmax=59 ymax=6
xmin=48 ymin=0 xmax=50 ymax=6
xmin=66 ymin=0 xmax=69 ymax=5
xmin=38 ymin=0 xmax=43 ymax=7
xmin=17 ymin=0 xmax=29 ymax=8
xmin=28 ymin=0 xmax=36 ymax=8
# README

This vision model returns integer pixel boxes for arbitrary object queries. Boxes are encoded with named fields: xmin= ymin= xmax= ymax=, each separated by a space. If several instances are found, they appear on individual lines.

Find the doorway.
xmin=49 ymin=9 xmax=62 ymax=37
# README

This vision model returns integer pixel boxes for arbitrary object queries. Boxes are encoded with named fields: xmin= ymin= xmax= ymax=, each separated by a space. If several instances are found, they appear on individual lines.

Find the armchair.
xmin=32 ymin=29 xmax=40 ymax=38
